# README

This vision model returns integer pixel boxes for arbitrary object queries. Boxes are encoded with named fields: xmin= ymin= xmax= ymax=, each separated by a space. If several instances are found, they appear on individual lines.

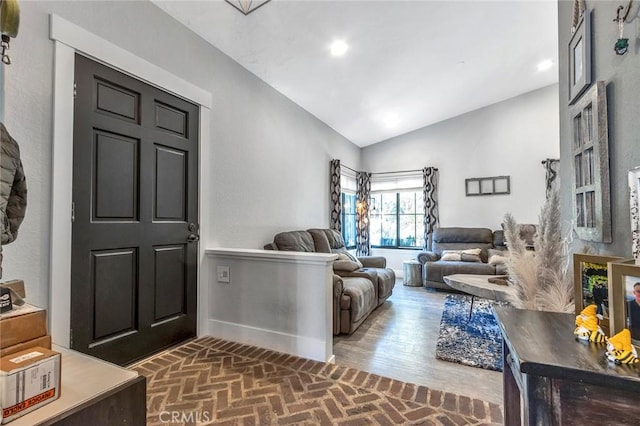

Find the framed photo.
xmin=573 ymin=253 xmax=625 ymax=335
xmin=629 ymin=166 xmax=640 ymax=262
xmin=568 ymin=9 xmax=591 ymax=104
xmin=609 ymin=261 xmax=640 ymax=346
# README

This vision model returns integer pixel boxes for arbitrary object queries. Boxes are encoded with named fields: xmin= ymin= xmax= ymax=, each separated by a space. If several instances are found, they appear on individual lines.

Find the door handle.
xmin=187 ymin=233 xmax=200 ymax=243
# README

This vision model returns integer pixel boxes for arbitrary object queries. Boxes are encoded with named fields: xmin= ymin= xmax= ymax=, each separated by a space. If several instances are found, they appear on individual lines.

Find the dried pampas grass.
xmin=503 ymin=190 xmax=575 ymax=313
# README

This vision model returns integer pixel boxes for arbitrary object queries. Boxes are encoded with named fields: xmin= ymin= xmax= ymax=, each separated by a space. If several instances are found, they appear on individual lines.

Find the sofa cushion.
xmin=341 ymin=277 xmax=376 ymax=323
xmin=274 ymin=230 xmax=316 ymax=252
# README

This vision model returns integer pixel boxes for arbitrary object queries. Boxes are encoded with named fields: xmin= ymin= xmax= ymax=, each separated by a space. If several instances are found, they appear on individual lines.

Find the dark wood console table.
xmin=494 ymin=307 xmax=640 ymax=425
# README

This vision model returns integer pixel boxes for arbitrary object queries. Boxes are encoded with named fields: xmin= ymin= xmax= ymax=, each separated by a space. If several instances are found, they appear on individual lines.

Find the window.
xmin=370 ymin=191 xmax=425 ymax=249
xmin=341 ymin=192 xmax=357 ymax=249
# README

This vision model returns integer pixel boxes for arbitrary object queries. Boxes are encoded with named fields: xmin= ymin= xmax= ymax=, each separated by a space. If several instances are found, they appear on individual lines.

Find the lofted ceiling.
xmin=152 ymin=0 xmax=559 ymax=147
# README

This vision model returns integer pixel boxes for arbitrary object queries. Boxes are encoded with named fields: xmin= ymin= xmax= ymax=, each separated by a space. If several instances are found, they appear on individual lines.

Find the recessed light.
xmin=384 ymin=113 xmax=399 ymax=128
xmin=537 ymin=59 xmax=553 ymax=71
xmin=330 ymin=40 xmax=349 ymax=56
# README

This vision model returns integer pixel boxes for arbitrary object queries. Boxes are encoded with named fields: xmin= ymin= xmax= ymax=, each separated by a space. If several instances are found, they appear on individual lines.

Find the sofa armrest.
xmin=417 ymin=251 xmax=439 ymax=264
xmin=358 ymin=256 xmax=386 ymax=268
xmin=332 ymin=274 xmax=344 ymax=335
xmin=335 ymin=268 xmax=378 ymax=287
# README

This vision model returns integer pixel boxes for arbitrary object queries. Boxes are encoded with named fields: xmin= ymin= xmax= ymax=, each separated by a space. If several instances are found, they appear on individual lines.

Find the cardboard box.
xmin=0 ymin=347 xmax=61 ymax=423
xmin=0 ymin=305 xmax=47 ymax=349
xmin=0 ymin=335 xmax=52 ymax=358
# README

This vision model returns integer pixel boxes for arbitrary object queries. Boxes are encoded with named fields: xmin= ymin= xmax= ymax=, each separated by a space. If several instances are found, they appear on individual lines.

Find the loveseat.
xmin=417 ymin=227 xmax=509 ymax=290
xmin=264 ymin=228 xmax=396 ymax=334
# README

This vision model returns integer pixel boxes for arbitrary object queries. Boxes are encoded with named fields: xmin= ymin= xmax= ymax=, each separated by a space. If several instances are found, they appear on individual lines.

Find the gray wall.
xmin=1 ymin=0 xmax=360 ymax=308
xmin=362 ymin=84 xmax=560 ymax=230
xmin=558 ymin=0 xmax=640 ymax=257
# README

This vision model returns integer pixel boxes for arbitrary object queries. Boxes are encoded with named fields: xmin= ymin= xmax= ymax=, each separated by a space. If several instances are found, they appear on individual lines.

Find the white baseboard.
xmin=205 ymin=319 xmax=333 ymax=363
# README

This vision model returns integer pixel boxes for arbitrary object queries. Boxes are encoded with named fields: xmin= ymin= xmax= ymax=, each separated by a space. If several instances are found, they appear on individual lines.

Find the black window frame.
xmin=370 ymin=191 xmax=424 ymax=249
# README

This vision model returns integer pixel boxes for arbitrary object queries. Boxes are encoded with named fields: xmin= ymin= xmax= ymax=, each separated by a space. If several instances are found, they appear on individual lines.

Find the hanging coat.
xmin=1 ymin=122 xmax=27 ymax=246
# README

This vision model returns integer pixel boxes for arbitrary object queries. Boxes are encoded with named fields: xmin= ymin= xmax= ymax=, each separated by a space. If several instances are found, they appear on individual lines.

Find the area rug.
xmin=435 ymin=294 xmax=506 ymax=372
xmin=130 ymin=337 xmax=503 ymax=425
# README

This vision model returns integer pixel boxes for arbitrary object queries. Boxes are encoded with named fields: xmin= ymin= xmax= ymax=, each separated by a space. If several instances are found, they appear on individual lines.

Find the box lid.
xmin=0 ymin=347 xmax=59 ymax=373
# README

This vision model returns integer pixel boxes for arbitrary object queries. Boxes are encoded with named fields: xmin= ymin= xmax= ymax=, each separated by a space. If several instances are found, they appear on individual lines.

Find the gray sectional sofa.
xmin=417 ymin=227 xmax=509 ymax=290
xmin=264 ymin=228 xmax=396 ymax=335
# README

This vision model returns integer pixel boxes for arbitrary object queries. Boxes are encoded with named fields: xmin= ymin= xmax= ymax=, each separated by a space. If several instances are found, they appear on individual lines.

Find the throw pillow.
xmin=440 ymin=248 xmax=482 ymax=262
xmin=488 ymin=254 xmax=509 ymax=265
xmin=337 ymin=252 xmax=363 ymax=269
xmin=440 ymin=250 xmax=462 ymax=261
xmin=333 ymin=259 xmax=361 ymax=272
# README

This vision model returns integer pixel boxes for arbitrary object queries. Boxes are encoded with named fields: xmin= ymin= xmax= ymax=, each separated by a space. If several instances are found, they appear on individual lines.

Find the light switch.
xmin=217 ymin=266 xmax=230 ymax=283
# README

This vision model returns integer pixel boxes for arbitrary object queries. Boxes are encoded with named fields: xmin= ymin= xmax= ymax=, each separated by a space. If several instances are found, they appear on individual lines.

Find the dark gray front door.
xmin=71 ymin=54 xmax=199 ymax=365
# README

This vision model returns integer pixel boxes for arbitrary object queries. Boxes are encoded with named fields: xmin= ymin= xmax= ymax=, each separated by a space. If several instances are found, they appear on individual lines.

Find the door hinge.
xmin=73 ymin=82 xmax=77 ymax=99
xmin=69 ymin=329 xmax=73 ymax=347
xmin=71 ymin=202 xmax=75 ymax=222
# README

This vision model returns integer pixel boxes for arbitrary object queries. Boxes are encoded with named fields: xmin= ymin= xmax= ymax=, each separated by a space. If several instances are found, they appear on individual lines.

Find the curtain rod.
xmin=341 ymin=164 xmax=438 ymax=175
xmin=541 ymin=159 xmax=560 ymax=164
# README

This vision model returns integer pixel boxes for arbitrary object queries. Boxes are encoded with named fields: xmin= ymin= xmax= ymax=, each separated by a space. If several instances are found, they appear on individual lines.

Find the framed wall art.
xmin=568 ymin=8 xmax=591 ymax=104
xmin=465 ymin=176 xmax=510 ymax=196
xmin=570 ymin=81 xmax=611 ymax=242
xmin=608 ymin=261 xmax=640 ymax=345
xmin=573 ymin=253 xmax=625 ymax=335
xmin=629 ymin=166 xmax=640 ymax=262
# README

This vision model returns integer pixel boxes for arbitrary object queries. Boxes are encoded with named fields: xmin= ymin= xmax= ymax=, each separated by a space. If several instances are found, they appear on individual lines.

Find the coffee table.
xmin=443 ymin=274 xmax=513 ymax=320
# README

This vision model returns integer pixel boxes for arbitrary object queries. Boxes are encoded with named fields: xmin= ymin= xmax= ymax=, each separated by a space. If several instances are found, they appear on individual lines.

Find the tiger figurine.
xmin=574 ymin=305 xmax=606 ymax=343
xmin=605 ymin=329 xmax=639 ymax=365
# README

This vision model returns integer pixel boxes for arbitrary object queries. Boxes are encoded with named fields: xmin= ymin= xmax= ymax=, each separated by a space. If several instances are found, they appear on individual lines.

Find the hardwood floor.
xmin=333 ymin=280 xmax=503 ymax=405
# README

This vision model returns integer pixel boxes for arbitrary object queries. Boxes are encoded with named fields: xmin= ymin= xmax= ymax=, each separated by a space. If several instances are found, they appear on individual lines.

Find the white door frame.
xmin=49 ymin=14 xmax=212 ymax=347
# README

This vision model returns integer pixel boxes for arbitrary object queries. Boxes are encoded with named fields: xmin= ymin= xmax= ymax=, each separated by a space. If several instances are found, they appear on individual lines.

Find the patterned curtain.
xmin=330 ymin=159 xmax=342 ymax=231
xmin=423 ymin=167 xmax=439 ymax=250
xmin=356 ymin=171 xmax=371 ymax=256
xmin=543 ymin=159 xmax=559 ymax=200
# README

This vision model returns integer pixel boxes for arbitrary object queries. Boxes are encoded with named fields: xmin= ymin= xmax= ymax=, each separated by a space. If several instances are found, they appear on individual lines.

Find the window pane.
xmin=341 ymin=193 xmax=357 ymax=248
xmin=381 ymin=215 xmax=397 ymax=246
xmin=399 ymin=215 xmax=417 ymax=247
xmin=381 ymin=193 xmax=397 ymax=214
xmin=399 ymin=192 xmax=416 ymax=214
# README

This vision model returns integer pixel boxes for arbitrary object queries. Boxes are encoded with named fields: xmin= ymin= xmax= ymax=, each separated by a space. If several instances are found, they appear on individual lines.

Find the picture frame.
xmin=608 ymin=261 xmax=640 ymax=346
xmin=569 ymin=81 xmax=611 ymax=242
xmin=573 ymin=253 xmax=625 ymax=336
xmin=568 ymin=9 xmax=591 ymax=104
xmin=629 ymin=166 xmax=640 ymax=262
xmin=465 ymin=176 xmax=510 ymax=196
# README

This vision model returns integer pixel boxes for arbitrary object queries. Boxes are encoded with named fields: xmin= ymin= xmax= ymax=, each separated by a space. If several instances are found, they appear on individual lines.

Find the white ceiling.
xmin=152 ymin=0 xmax=559 ymax=147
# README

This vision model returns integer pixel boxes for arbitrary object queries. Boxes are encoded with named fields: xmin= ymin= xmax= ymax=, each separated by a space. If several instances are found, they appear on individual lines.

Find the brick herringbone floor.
xmin=131 ymin=337 xmax=503 ymax=425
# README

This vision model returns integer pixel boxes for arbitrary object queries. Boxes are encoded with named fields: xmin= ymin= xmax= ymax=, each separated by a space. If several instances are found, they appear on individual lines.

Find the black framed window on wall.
xmin=370 ymin=191 xmax=425 ymax=249
xmin=341 ymin=192 xmax=357 ymax=249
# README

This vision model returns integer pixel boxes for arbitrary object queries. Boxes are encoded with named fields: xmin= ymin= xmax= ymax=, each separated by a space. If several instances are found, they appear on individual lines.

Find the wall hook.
xmin=614 ymin=0 xmax=633 ymax=22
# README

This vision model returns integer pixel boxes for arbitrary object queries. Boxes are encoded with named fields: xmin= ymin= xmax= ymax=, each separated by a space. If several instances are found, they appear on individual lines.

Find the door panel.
xmin=153 ymin=245 xmax=186 ymax=321
xmin=71 ymin=54 xmax=199 ymax=365
xmin=94 ymin=131 xmax=139 ymax=220
xmin=92 ymin=249 xmax=137 ymax=340
xmin=155 ymin=146 xmax=186 ymax=220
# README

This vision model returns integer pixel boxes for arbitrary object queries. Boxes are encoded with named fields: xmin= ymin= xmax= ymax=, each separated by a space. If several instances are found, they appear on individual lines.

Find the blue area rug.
xmin=435 ymin=294 xmax=506 ymax=371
